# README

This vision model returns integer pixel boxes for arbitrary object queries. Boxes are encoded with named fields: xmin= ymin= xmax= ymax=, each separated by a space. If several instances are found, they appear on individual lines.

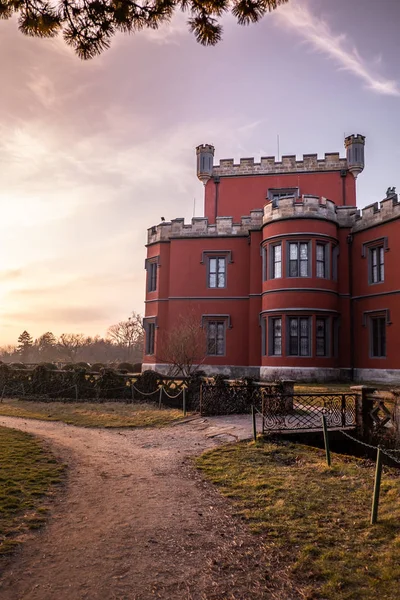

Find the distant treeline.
xmin=0 ymin=312 xmax=144 ymax=365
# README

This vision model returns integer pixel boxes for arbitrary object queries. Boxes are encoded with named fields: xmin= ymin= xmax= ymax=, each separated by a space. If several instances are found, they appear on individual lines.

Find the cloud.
xmin=276 ymin=3 xmax=400 ymax=97
xmin=0 ymin=269 xmax=22 ymax=282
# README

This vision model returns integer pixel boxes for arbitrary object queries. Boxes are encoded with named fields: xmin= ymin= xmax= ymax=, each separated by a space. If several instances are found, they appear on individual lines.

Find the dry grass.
xmin=197 ymin=440 xmax=400 ymax=600
xmin=0 ymin=426 xmax=65 ymax=559
xmin=0 ymin=399 xmax=185 ymax=428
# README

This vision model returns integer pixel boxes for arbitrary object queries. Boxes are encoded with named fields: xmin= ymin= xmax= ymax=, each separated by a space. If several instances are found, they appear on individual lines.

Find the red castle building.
xmin=143 ymin=134 xmax=400 ymax=383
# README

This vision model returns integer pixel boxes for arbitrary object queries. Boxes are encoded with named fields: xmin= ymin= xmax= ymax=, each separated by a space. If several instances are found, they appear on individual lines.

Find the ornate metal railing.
xmin=261 ymin=393 xmax=357 ymax=432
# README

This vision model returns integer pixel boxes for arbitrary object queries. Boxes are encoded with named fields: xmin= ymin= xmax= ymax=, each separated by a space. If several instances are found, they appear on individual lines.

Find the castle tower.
xmin=196 ymin=144 xmax=215 ymax=185
xmin=344 ymin=134 xmax=366 ymax=179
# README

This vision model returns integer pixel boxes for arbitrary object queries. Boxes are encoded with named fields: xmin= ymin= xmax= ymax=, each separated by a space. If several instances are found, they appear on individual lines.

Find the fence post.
xmin=321 ymin=415 xmax=331 ymax=467
xmin=371 ymin=447 xmax=383 ymax=525
xmin=341 ymin=394 xmax=346 ymax=428
xmin=183 ymin=387 xmax=187 ymax=417
xmin=158 ymin=386 xmax=163 ymax=409
xmin=261 ymin=396 xmax=265 ymax=435
xmin=252 ymin=405 xmax=257 ymax=442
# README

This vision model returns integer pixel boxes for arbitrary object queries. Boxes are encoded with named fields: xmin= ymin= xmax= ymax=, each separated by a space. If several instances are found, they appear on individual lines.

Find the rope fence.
xmin=251 ymin=405 xmax=400 ymax=525
xmin=1 ymin=381 xmax=188 ymax=415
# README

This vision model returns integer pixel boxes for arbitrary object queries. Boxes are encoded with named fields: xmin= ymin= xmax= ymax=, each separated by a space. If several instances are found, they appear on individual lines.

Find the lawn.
xmin=197 ymin=440 xmax=400 ymax=600
xmin=0 ymin=426 xmax=65 ymax=559
xmin=0 ymin=399 xmax=185 ymax=428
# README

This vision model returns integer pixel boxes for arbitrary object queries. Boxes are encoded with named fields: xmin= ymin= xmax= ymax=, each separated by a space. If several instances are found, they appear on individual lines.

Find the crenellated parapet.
xmin=352 ymin=196 xmax=400 ymax=232
xmin=147 ymin=210 xmax=264 ymax=244
xmin=263 ymin=195 xmax=344 ymax=225
xmin=212 ymin=153 xmax=347 ymax=178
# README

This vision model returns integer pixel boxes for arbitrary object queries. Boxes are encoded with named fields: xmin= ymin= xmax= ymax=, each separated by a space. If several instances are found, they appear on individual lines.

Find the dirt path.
xmin=0 ymin=415 xmax=295 ymax=600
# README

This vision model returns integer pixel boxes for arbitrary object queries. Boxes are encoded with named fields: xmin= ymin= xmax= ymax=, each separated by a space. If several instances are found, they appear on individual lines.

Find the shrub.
xmin=117 ymin=362 xmax=135 ymax=372
xmin=62 ymin=363 xmax=75 ymax=371
xmin=75 ymin=362 xmax=90 ymax=370
xmin=90 ymin=363 xmax=105 ymax=372
xmin=132 ymin=363 xmax=142 ymax=373
xmin=39 ymin=362 xmax=58 ymax=370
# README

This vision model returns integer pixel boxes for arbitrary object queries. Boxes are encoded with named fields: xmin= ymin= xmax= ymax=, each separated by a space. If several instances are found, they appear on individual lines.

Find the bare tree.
xmin=58 ymin=333 xmax=86 ymax=362
xmin=158 ymin=312 xmax=206 ymax=377
xmin=107 ymin=312 xmax=144 ymax=362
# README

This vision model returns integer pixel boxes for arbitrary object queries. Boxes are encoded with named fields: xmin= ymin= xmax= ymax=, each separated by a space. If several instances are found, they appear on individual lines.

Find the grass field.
xmin=197 ymin=440 xmax=400 ymax=600
xmin=0 ymin=399 xmax=185 ymax=428
xmin=0 ymin=426 xmax=65 ymax=559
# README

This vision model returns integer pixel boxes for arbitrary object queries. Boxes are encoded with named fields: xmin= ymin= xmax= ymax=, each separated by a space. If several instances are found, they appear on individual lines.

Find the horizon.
xmin=1 ymin=0 xmax=400 ymax=345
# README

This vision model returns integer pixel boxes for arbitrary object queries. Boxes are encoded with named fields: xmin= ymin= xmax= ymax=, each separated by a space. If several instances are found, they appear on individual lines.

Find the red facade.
xmin=144 ymin=136 xmax=400 ymax=383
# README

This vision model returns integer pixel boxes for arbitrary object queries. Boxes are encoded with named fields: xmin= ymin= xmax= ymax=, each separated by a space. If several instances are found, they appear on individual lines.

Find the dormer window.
xmin=268 ymin=188 xmax=299 ymax=207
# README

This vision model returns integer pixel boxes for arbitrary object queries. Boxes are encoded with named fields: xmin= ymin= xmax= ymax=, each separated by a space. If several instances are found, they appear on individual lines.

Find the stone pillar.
xmin=351 ymin=385 xmax=376 ymax=438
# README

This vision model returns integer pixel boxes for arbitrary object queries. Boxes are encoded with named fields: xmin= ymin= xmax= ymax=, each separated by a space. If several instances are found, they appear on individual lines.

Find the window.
xmin=369 ymin=246 xmax=384 ymax=284
xmin=288 ymin=242 xmax=309 ymax=277
xmin=316 ymin=243 xmax=328 ymax=278
xmin=316 ymin=318 xmax=329 ymax=356
xmin=268 ymin=188 xmax=299 ymax=207
xmin=145 ymin=322 xmax=155 ymax=355
xmin=207 ymin=321 xmax=225 ymax=356
xmin=269 ymin=317 xmax=282 ymax=356
xmin=370 ymin=317 xmax=386 ymax=358
xmin=148 ymin=262 xmax=157 ymax=292
xmin=271 ymin=244 xmax=282 ymax=278
xmin=288 ymin=317 xmax=311 ymax=356
xmin=208 ymin=257 xmax=226 ymax=288
xmin=145 ymin=258 xmax=159 ymax=292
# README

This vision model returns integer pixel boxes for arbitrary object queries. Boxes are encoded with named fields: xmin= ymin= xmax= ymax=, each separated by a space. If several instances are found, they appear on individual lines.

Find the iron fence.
xmin=261 ymin=393 xmax=357 ymax=432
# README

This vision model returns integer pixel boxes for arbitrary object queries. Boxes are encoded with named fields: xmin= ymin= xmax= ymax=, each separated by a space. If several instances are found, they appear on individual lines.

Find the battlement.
xmin=147 ymin=210 xmax=264 ymax=244
xmin=263 ymin=195 xmax=348 ymax=224
xmin=352 ymin=196 xmax=400 ymax=232
xmin=212 ymin=153 xmax=347 ymax=178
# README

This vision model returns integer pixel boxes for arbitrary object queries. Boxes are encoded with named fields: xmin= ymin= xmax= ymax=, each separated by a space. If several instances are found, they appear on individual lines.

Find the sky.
xmin=1 ymin=0 xmax=400 ymax=346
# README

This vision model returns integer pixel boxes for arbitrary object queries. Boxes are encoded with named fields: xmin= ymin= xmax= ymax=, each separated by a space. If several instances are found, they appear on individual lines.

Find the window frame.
xmin=267 ymin=187 xmax=299 ymax=207
xmin=316 ymin=242 xmax=329 ymax=279
xmin=270 ymin=243 xmax=282 ymax=279
xmin=207 ymin=256 xmax=227 ymax=289
xmin=286 ymin=241 xmax=311 ymax=278
xmin=268 ymin=316 xmax=283 ymax=356
xmin=206 ymin=320 xmax=226 ymax=356
xmin=316 ymin=317 xmax=330 ymax=357
xmin=143 ymin=318 xmax=157 ymax=355
xmin=369 ymin=245 xmax=385 ymax=285
xmin=201 ymin=251 xmax=232 ymax=289
xmin=287 ymin=316 xmax=312 ymax=357
xmin=370 ymin=316 xmax=386 ymax=359
xmin=145 ymin=257 xmax=160 ymax=293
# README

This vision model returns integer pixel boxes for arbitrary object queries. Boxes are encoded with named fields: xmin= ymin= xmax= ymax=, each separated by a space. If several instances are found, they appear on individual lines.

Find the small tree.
xmin=17 ymin=330 xmax=33 ymax=362
xmin=58 ymin=333 xmax=86 ymax=362
xmin=107 ymin=312 xmax=144 ymax=363
xmin=35 ymin=331 xmax=57 ymax=362
xmin=158 ymin=312 xmax=206 ymax=378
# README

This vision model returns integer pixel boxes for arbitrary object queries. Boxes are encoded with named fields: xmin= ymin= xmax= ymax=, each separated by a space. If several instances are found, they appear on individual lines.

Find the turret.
xmin=196 ymin=144 xmax=214 ymax=185
xmin=344 ymin=134 xmax=366 ymax=179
